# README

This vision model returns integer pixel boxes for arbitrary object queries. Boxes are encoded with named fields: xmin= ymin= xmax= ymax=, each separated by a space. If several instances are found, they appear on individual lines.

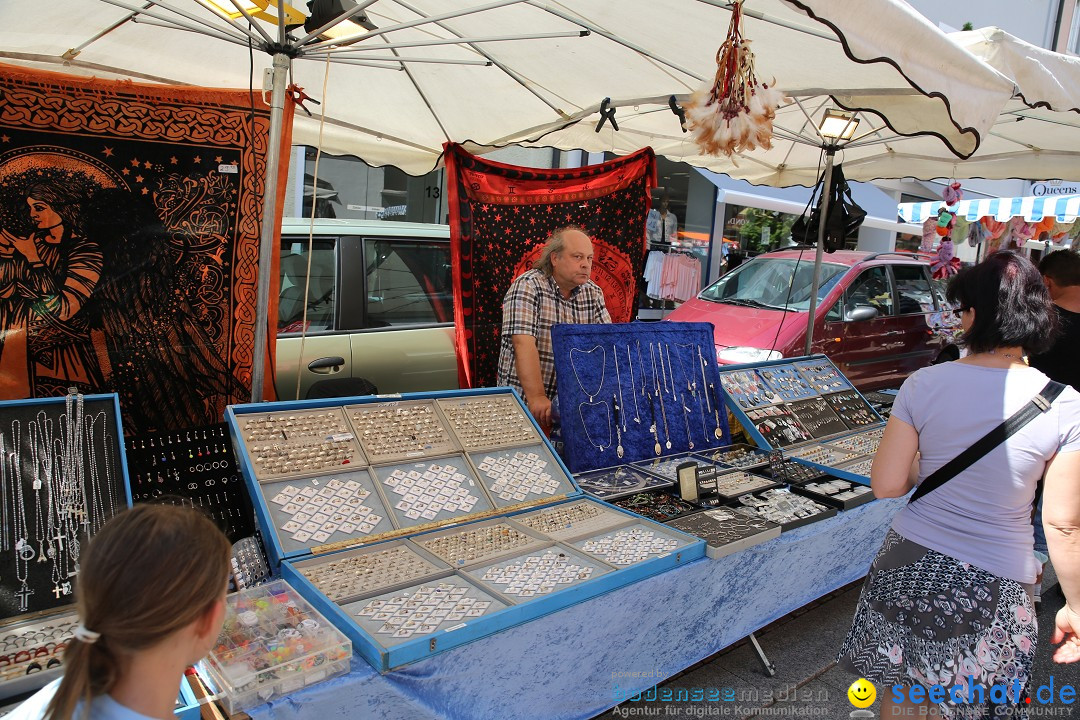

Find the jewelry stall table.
xmin=246 ymin=495 xmax=904 ymax=720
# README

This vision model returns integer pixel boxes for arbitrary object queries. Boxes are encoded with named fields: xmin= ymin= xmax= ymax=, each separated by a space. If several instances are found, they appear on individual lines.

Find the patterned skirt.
xmin=838 ymin=530 xmax=1037 ymax=720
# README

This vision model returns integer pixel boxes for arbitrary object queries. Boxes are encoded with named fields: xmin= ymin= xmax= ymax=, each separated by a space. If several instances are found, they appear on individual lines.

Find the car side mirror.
xmin=845 ymin=305 xmax=879 ymax=322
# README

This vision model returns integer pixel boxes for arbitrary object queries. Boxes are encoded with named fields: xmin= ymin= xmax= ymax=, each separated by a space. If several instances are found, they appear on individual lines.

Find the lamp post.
xmin=803 ymin=110 xmax=859 ymax=356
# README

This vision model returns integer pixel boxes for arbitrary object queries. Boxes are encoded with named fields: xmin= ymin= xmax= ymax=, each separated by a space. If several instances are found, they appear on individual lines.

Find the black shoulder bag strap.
xmin=909 ymin=380 xmax=1066 ymax=504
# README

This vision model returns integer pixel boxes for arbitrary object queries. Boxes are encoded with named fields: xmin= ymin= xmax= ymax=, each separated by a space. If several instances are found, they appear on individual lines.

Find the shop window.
xmin=364 ymin=239 xmax=452 ymax=327
xmin=844 ymin=267 xmax=893 ymax=319
xmin=892 ymin=265 xmax=936 ymax=314
xmin=279 ymin=238 xmax=337 ymax=334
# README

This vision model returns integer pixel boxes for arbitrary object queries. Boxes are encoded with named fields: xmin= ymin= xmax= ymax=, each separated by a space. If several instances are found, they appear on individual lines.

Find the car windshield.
xmin=699 ymin=257 xmax=847 ymax=311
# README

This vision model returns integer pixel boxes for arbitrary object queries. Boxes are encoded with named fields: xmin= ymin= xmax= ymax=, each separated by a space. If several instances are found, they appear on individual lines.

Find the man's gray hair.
xmin=533 ymin=226 xmax=588 ymax=276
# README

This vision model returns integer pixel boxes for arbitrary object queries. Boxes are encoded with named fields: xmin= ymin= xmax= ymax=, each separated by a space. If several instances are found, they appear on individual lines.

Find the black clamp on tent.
xmin=595 ymin=97 xmax=619 ymax=132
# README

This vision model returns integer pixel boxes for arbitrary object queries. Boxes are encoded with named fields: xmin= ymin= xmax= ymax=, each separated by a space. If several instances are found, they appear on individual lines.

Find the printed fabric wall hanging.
xmin=0 ymin=62 xmax=293 ymax=434
xmin=444 ymin=144 xmax=656 ymax=389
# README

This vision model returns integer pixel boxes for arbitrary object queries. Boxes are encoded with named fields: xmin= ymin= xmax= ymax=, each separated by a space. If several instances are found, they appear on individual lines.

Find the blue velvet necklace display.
xmin=552 ymin=322 xmax=731 ymax=473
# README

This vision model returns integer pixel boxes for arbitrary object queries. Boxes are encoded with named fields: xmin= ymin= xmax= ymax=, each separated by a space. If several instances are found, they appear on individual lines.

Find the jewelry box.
xmin=550 ymin=322 xmax=731 ymax=473
xmin=716 ymin=354 xmax=885 ymax=486
xmin=0 ymin=393 xmax=129 ymax=700
xmin=663 ymin=507 xmax=781 ymax=559
xmin=228 ymin=389 xmax=705 ymax=673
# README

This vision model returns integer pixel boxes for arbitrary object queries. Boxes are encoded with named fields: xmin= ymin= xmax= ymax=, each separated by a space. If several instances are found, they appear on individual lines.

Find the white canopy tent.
xmin=0 ymin=1 xmax=1021 ymax=396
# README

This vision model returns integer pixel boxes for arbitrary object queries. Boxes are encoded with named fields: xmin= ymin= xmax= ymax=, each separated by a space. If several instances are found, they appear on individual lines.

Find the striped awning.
xmin=897 ymin=195 xmax=1080 ymax=223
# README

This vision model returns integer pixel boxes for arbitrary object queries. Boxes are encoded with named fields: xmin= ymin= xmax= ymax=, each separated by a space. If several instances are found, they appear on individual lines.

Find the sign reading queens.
xmin=1031 ymin=181 xmax=1080 ymax=197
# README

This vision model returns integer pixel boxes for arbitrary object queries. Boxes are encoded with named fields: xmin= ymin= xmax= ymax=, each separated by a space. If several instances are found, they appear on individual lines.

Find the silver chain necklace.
xmin=569 ymin=345 xmax=606 ymax=402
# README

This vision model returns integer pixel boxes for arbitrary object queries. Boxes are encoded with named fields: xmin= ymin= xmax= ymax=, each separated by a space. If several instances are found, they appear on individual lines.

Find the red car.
xmin=666 ymin=249 xmax=962 ymax=390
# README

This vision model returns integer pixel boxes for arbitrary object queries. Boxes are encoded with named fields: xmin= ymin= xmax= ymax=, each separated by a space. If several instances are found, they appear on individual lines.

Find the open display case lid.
xmin=716 ymin=355 xmax=884 ymax=485
xmin=551 ymin=322 xmax=732 ymax=474
xmin=0 ymin=393 xmax=130 ymax=624
xmin=226 ymin=388 xmax=585 ymax=569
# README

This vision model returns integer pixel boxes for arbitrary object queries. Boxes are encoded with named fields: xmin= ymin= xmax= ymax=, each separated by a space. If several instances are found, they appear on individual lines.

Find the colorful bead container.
xmin=201 ymin=579 xmax=351 ymax=713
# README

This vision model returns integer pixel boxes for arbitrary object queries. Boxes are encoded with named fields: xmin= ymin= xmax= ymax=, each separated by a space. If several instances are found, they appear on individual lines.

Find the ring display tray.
xmin=717 ymin=355 xmax=884 ymax=487
xmin=346 ymin=399 xmax=458 ymax=464
xmin=790 ymin=477 xmax=876 ymax=510
xmin=664 ymin=507 xmax=781 ymax=559
xmin=436 ymin=396 xmax=542 ymax=451
xmin=711 ymin=470 xmax=782 ymax=502
xmin=464 ymin=543 xmax=613 ymax=600
xmin=234 ymin=408 xmax=366 ymax=482
xmin=231 ymin=388 xmax=704 ymax=673
xmin=692 ymin=443 xmax=769 ymax=471
xmin=569 ymin=522 xmax=696 ymax=567
xmin=550 ymin=323 xmax=732 ymax=473
xmin=573 ymin=464 xmax=673 ymax=500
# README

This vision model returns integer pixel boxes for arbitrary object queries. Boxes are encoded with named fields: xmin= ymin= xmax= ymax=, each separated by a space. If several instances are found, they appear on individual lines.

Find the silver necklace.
xmin=700 ymin=348 xmax=723 ymax=439
xmin=569 ymin=345 xmax=606 ymax=402
xmin=625 ymin=345 xmax=641 ymax=424
xmin=612 ymin=393 xmax=623 ymax=458
xmin=651 ymin=344 xmax=671 ymax=450
xmin=11 ymin=423 xmax=34 ymax=612
xmin=613 ymin=345 xmax=627 ymax=433
xmin=577 ymin=400 xmax=612 ymax=453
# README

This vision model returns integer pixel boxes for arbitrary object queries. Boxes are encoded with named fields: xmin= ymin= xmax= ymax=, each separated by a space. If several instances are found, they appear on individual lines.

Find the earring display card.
xmin=373 ymin=456 xmax=493 ymax=530
xmin=513 ymin=499 xmax=628 ymax=541
xmin=823 ymin=427 xmax=883 ymax=456
xmin=610 ymin=491 xmax=701 ymax=523
xmin=413 ymin=520 xmax=548 ymax=568
xmin=786 ymin=444 xmax=858 ymax=467
xmin=757 ymin=366 xmax=817 ymax=403
xmin=719 ymin=369 xmax=776 ymax=410
xmin=570 ymin=522 xmax=695 ymax=567
xmin=235 ymin=408 xmax=366 ymax=482
xmin=469 ymin=444 xmax=574 ymax=509
xmin=664 ymin=507 xmax=781 ymax=559
xmin=346 ymin=400 xmax=458 ymax=464
xmin=550 ymin=323 xmax=731 ymax=473
xmin=823 ymin=391 xmax=880 ymax=429
xmin=790 ymin=477 xmax=875 ymax=510
xmin=262 ymin=470 xmax=394 ymax=554
xmin=793 ymin=359 xmax=853 ymax=393
xmin=785 ymin=397 xmax=849 ymax=439
xmin=436 ymin=396 xmax=540 ymax=451
xmin=744 ymin=406 xmax=813 ymax=447
xmin=465 ymin=544 xmax=613 ymax=600
xmin=291 ymin=540 xmax=449 ymax=604
xmin=0 ymin=394 xmax=128 ymax=623
xmin=342 ymin=577 xmax=508 ymax=649
xmin=573 ymin=465 xmax=672 ymax=500
xmin=202 ymin=579 xmax=351 ymax=714
xmin=692 ymin=444 xmax=769 ymax=471
xmin=712 ymin=470 xmax=782 ymax=501
xmin=732 ymin=488 xmax=837 ymax=532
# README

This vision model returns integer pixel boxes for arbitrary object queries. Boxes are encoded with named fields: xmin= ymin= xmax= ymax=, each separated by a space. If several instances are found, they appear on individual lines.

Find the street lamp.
xmin=803 ymin=109 xmax=860 ymax=355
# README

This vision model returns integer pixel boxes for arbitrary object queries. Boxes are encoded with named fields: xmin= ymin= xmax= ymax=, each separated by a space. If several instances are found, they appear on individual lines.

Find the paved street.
xmin=599 ymin=550 xmax=1080 ymax=719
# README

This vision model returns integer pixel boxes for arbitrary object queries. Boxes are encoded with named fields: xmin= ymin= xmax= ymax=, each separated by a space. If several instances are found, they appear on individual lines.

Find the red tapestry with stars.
xmin=444 ymin=144 xmax=655 ymax=389
xmin=0 ymin=62 xmax=292 ymax=435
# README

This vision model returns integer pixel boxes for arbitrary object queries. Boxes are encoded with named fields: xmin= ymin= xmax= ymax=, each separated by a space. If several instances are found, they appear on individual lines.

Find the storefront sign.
xmin=1031 ymin=182 xmax=1080 ymax=196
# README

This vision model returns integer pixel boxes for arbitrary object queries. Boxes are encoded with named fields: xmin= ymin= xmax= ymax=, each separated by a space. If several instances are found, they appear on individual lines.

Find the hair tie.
xmin=72 ymin=624 xmax=100 ymax=644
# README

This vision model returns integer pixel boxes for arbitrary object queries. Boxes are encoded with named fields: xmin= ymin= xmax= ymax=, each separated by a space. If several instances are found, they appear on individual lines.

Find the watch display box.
xmin=228 ymin=389 xmax=705 ymax=673
xmin=717 ymin=355 xmax=885 ymax=486
xmin=664 ymin=507 xmax=781 ymax=559
xmin=550 ymin=322 xmax=731 ymax=473
xmin=201 ymin=579 xmax=351 ymax=714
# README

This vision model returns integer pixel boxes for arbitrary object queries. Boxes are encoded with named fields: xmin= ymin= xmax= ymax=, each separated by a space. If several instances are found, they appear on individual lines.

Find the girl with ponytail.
xmin=12 ymin=504 xmax=231 ymax=720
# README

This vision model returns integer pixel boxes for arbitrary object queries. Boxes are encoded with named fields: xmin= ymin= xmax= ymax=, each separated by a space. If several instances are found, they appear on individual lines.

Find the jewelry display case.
xmin=691 ymin=443 xmax=770 ymax=471
xmin=730 ymin=488 xmax=837 ymax=532
xmin=227 ymin=389 xmax=705 ymax=673
xmin=0 ymin=392 xmax=129 ymax=699
xmin=717 ymin=355 xmax=885 ymax=485
xmin=664 ymin=507 xmax=781 ymax=559
xmin=550 ymin=323 xmax=731 ymax=473
xmin=789 ymin=477 xmax=876 ymax=511
xmin=573 ymin=465 xmax=672 ymax=500
xmin=609 ymin=491 xmax=701 ymax=523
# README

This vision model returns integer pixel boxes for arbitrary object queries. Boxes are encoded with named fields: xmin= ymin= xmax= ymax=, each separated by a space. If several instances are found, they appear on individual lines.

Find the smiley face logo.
xmin=847 ymin=678 xmax=876 ymax=708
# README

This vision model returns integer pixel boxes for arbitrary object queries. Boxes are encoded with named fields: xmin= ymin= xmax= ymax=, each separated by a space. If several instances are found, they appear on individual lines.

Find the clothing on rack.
xmin=646 ymin=209 xmax=678 ymax=245
xmin=643 ymin=250 xmax=701 ymax=303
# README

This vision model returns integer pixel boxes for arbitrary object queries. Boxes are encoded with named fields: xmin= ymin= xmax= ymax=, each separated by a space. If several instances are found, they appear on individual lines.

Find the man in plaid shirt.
xmin=497 ymin=227 xmax=611 ymax=428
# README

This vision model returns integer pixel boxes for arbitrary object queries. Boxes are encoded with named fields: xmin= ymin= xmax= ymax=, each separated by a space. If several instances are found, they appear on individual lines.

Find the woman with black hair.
xmin=838 ymin=251 xmax=1080 ymax=718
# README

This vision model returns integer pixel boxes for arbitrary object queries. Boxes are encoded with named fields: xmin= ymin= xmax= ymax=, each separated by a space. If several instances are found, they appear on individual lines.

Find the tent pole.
xmin=803 ymin=145 xmax=836 ymax=356
xmin=250 ymin=52 xmax=290 ymax=403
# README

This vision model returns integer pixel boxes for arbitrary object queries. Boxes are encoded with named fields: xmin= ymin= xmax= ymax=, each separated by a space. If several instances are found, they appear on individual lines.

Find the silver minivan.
xmin=275 ymin=218 xmax=458 ymax=400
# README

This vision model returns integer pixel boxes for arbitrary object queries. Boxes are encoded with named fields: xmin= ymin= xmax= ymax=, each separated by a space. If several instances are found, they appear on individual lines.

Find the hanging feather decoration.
xmin=685 ymin=0 xmax=788 ymax=157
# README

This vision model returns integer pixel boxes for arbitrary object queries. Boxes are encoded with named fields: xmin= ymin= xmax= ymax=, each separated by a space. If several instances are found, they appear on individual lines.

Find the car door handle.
xmin=307 ymin=356 xmax=345 ymax=373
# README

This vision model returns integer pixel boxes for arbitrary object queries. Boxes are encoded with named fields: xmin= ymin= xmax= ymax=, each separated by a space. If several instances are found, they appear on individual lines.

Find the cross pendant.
xmin=16 ymin=584 xmax=33 ymax=611
xmin=53 ymin=534 xmax=64 ymax=551
xmin=52 ymin=584 xmax=61 ymax=599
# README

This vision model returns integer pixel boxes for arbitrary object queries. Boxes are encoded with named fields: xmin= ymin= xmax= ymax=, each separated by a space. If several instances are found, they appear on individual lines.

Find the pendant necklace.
xmin=613 ymin=345 xmax=627 ymax=433
xmin=613 ymin=393 xmax=624 ymax=458
xmin=625 ymin=345 xmax=641 ymax=424
xmin=664 ymin=344 xmax=678 ymax=401
xmin=675 ymin=343 xmax=698 ymax=396
xmin=569 ymin=346 xmax=606 ymax=402
xmin=11 ymin=425 xmax=35 ymax=612
xmin=700 ymin=348 xmax=724 ymax=439
xmin=680 ymin=392 xmax=695 ymax=450
xmin=578 ymin=400 xmax=612 ymax=453
xmin=28 ymin=423 xmax=47 ymax=564
xmin=651 ymin=344 xmax=671 ymax=450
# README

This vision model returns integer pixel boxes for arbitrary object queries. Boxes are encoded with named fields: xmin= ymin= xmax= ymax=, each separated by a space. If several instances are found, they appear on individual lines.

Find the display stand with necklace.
xmin=569 ymin=346 xmax=612 ymax=454
xmin=625 ymin=346 xmax=641 ymax=425
xmin=650 ymin=344 xmax=671 ymax=451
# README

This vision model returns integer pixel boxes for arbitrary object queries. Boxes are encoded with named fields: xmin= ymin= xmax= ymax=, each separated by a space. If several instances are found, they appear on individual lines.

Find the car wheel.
xmin=932 ymin=347 xmax=960 ymax=365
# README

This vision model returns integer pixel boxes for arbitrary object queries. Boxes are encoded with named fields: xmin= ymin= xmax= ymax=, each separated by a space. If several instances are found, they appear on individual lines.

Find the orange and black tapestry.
xmin=444 ymin=144 xmax=655 ymax=389
xmin=0 ymin=63 xmax=291 ymax=434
